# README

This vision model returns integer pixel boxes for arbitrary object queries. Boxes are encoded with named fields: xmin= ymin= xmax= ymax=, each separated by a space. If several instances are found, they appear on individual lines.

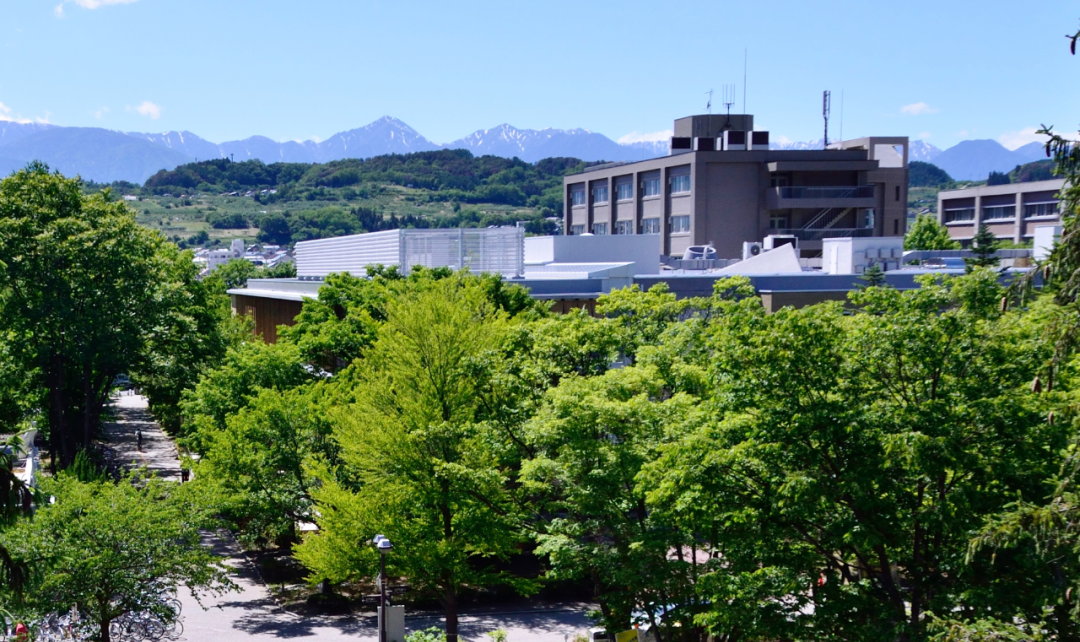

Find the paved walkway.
xmin=103 ymin=392 xmax=182 ymax=481
xmin=101 ymin=395 xmax=595 ymax=641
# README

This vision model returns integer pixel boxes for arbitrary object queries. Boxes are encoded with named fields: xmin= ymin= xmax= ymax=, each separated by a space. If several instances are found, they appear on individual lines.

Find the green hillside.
xmin=87 ymin=150 xmax=598 ymax=247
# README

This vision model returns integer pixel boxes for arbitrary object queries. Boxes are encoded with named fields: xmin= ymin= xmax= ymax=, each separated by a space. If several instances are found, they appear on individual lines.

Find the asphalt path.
xmin=101 ymin=394 xmax=595 ymax=641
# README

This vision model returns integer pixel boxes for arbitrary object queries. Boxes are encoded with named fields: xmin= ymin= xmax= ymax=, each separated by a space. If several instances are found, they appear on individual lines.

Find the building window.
xmin=592 ymin=186 xmax=609 ymax=204
xmin=571 ymin=189 xmax=586 ymax=206
xmin=570 ymin=224 xmax=586 ymax=235
xmin=616 ymin=183 xmax=633 ymax=201
xmin=769 ymin=213 xmax=788 ymax=229
xmin=1025 ymin=202 xmax=1059 ymax=218
xmin=945 ymin=208 xmax=975 ymax=223
xmin=643 ymin=178 xmax=661 ymax=197
xmin=642 ymin=218 xmax=661 ymax=234
xmin=982 ymin=205 xmax=1016 ymax=221
xmin=592 ymin=223 xmax=608 ymax=235
xmin=671 ymin=175 xmax=691 ymax=194
xmin=671 ymin=215 xmax=690 ymax=233
xmin=863 ymin=209 xmax=875 ymax=229
xmin=615 ymin=220 xmax=634 ymax=235
xmin=895 ymin=185 xmax=901 ymax=202
xmin=770 ymin=175 xmax=789 ymax=188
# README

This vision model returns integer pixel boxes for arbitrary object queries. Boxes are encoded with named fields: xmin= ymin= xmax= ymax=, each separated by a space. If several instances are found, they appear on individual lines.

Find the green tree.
xmin=643 ymin=273 xmax=1064 ymax=642
xmin=905 ymin=214 xmax=961 ymax=251
xmin=966 ymin=223 xmax=1000 ymax=270
xmin=295 ymin=279 xmax=532 ymax=642
xmin=180 ymin=339 xmax=314 ymax=447
xmin=908 ymin=161 xmax=954 ymax=188
xmin=0 ymin=164 xmax=207 ymax=468
xmin=0 ymin=473 xmax=235 ymax=642
xmin=521 ymin=366 xmax=705 ymax=638
xmin=859 ymin=262 xmax=887 ymax=287
xmin=197 ymin=384 xmax=335 ymax=546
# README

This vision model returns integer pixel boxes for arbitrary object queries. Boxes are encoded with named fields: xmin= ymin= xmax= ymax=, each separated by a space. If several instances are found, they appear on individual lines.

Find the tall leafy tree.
xmin=905 ymin=214 xmax=960 ymax=251
xmin=295 ymin=277 xmax=532 ymax=642
xmin=0 ymin=164 xmax=209 ymax=467
xmin=521 ymin=366 xmax=705 ymax=638
xmin=644 ymin=273 xmax=1065 ymax=642
xmin=0 ymin=473 xmax=235 ymax=642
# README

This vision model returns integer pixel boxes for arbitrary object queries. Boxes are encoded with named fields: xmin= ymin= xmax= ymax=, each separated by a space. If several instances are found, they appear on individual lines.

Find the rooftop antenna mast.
xmin=723 ymin=84 xmax=736 ymax=129
xmin=822 ymin=90 xmax=831 ymax=148
xmin=706 ymin=89 xmax=713 ymax=115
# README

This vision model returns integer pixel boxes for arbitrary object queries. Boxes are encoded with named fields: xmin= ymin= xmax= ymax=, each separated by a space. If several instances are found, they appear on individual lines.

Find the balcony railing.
xmin=778 ymin=185 xmax=875 ymax=199
xmin=771 ymin=228 xmax=875 ymax=241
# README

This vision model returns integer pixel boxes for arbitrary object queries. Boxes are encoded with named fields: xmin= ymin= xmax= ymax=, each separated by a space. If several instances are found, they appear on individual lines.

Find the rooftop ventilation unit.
xmin=764 ymin=234 xmax=798 ymax=251
xmin=694 ymin=137 xmax=716 ymax=151
xmin=750 ymin=131 xmax=770 ymax=151
xmin=742 ymin=242 xmax=763 ymax=260
xmin=723 ymin=130 xmax=747 ymax=151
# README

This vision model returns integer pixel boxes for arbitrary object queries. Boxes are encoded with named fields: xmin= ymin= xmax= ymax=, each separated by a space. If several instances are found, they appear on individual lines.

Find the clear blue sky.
xmin=1 ymin=0 xmax=1077 ymax=150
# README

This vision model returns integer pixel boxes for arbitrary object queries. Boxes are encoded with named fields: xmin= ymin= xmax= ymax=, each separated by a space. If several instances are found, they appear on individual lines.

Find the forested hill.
xmin=107 ymin=150 xmax=599 ymax=247
xmin=143 ymin=149 xmax=592 ymax=210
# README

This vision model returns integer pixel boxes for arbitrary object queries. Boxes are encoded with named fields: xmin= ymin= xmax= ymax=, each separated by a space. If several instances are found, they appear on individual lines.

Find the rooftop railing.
xmin=771 ymin=228 xmax=875 ymax=241
xmin=778 ymin=185 xmax=875 ymax=199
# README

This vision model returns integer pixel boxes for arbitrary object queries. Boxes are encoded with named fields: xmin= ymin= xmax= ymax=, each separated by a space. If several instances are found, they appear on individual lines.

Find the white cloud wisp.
xmin=130 ymin=101 xmax=161 ymax=119
xmin=900 ymin=102 xmax=938 ymax=116
xmin=617 ymin=129 xmax=673 ymax=145
xmin=998 ymin=127 xmax=1046 ymax=151
xmin=54 ymin=0 xmax=138 ymax=18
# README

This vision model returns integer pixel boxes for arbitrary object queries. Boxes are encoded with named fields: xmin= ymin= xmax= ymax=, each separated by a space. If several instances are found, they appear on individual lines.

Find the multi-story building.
xmin=563 ymin=113 xmax=909 ymax=258
xmin=936 ymin=178 xmax=1064 ymax=245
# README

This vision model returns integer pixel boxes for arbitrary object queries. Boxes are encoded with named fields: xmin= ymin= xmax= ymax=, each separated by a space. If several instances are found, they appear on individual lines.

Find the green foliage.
xmin=906 ymin=213 xmax=961 ymax=250
xmin=909 ymin=161 xmax=954 ymax=188
xmin=294 ymin=278 xmax=534 ymax=642
xmin=966 ymin=223 xmax=1001 ymax=270
xmin=643 ymin=273 xmax=1062 ymax=641
xmin=406 ymin=627 xmax=447 ymax=642
xmin=180 ymin=339 xmax=314 ymax=446
xmin=859 ymin=262 xmax=887 ymax=287
xmin=0 ymin=473 xmax=235 ymax=634
xmin=1011 ymin=160 xmax=1057 ymax=184
xmin=0 ymin=163 xmax=222 ymax=468
xmin=486 ymin=629 xmax=508 ymax=642
xmin=197 ymin=384 xmax=335 ymax=546
xmin=988 ymin=171 xmax=1012 ymax=186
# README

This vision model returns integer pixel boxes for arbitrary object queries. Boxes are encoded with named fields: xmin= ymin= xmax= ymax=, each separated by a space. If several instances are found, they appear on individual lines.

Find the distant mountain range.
xmin=0 ymin=116 xmax=1053 ymax=184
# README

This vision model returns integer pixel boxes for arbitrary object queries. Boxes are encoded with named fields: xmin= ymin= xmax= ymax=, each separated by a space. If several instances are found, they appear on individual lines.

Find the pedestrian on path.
xmin=136 ymin=427 xmax=143 ymax=452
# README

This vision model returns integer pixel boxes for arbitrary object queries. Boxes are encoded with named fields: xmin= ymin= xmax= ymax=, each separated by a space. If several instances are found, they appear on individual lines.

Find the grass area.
xmin=127 ymin=184 xmax=545 ymax=247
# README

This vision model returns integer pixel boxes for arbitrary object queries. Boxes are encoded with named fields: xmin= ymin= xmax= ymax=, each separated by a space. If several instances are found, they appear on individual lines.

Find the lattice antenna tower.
xmin=823 ymin=90 xmax=831 ymax=148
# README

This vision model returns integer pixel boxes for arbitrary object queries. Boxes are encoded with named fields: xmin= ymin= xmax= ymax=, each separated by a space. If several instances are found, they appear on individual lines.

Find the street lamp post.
xmin=373 ymin=535 xmax=393 ymax=642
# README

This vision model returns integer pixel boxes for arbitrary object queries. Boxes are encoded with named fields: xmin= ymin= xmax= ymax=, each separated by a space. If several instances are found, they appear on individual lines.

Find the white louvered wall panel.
xmin=295 ymin=228 xmax=524 ymax=278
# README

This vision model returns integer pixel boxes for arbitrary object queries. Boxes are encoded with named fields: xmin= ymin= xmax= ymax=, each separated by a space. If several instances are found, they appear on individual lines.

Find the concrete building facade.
xmin=563 ymin=113 xmax=909 ymax=258
xmin=936 ymin=178 xmax=1065 ymax=245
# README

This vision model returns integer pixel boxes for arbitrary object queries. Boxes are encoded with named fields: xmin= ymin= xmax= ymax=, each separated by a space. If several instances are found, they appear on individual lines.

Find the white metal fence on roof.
xmin=295 ymin=228 xmax=524 ymax=278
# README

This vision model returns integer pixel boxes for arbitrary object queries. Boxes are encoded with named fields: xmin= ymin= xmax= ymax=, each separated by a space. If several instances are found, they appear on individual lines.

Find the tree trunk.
xmin=83 ymin=359 xmax=94 ymax=451
xmin=444 ymin=586 xmax=458 ymax=642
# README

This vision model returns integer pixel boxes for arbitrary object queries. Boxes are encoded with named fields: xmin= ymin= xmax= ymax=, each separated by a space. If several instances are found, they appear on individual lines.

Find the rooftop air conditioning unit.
xmin=750 ymin=131 xmax=770 ymax=151
xmin=723 ymin=130 xmax=747 ymax=151
xmin=742 ymin=242 xmax=763 ymax=260
xmin=764 ymin=234 xmax=799 ymax=250
xmin=695 ymin=137 xmax=716 ymax=152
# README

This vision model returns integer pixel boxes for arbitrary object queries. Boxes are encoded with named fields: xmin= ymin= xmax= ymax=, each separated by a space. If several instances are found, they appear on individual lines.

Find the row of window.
xmin=945 ymin=202 xmax=1060 ymax=223
xmin=571 ymin=177 xmax=686 ymax=206
xmin=569 ymin=215 xmax=691 ymax=236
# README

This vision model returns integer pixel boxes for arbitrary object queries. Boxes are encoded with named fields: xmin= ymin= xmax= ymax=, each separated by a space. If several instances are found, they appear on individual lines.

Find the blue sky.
xmin=1 ymin=0 xmax=1077 ymax=151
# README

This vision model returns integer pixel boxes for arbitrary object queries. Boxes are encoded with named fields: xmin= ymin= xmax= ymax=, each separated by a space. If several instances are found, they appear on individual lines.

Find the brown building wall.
xmin=702 ymin=163 xmax=762 ymax=259
xmin=231 ymin=295 xmax=304 ymax=344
